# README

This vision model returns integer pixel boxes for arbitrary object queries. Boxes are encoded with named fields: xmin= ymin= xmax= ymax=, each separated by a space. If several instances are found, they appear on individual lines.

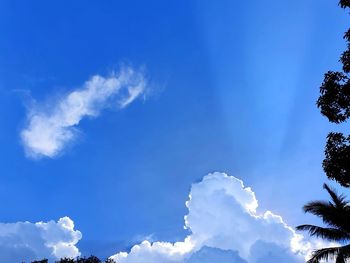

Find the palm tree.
xmin=296 ymin=184 xmax=350 ymax=263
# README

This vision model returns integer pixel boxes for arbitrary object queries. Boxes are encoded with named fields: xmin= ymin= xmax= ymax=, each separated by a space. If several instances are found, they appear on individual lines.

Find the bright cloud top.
xmin=0 ymin=217 xmax=81 ymax=262
xmin=21 ymin=67 xmax=146 ymax=159
xmin=0 ymin=173 xmax=332 ymax=262
xmin=110 ymin=172 xmax=328 ymax=263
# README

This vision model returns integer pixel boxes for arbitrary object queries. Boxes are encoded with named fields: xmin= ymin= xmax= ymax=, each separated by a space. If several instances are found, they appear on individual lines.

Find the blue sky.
xmin=0 ymin=0 xmax=349 ymax=262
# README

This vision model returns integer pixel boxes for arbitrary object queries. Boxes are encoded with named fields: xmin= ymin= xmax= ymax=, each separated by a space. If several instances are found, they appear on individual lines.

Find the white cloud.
xmin=186 ymin=246 xmax=247 ymax=263
xmin=0 ymin=173 xmax=333 ymax=262
xmin=111 ymin=238 xmax=194 ymax=263
xmin=21 ymin=67 xmax=146 ymax=159
xmin=0 ymin=216 xmax=81 ymax=262
xmin=110 ymin=172 xmax=330 ymax=263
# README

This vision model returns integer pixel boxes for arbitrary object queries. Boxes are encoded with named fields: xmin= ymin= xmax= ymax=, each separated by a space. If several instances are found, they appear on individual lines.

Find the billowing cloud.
xmin=187 ymin=246 xmax=247 ymax=263
xmin=0 ymin=217 xmax=81 ymax=262
xmin=0 ymin=173 xmax=331 ymax=262
xmin=109 ymin=172 xmax=330 ymax=263
xmin=21 ymin=67 xmax=146 ymax=159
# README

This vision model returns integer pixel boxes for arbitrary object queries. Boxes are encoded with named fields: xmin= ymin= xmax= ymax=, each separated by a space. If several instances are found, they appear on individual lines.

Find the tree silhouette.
xmin=340 ymin=0 xmax=350 ymax=8
xmin=56 ymin=257 xmax=75 ymax=263
xmin=29 ymin=255 xmax=115 ymax=263
xmin=56 ymin=256 xmax=114 ymax=263
xmin=296 ymin=184 xmax=350 ymax=262
xmin=316 ymin=1 xmax=350 ymax=186
xmin=323 ymin=133 xmax=350 ymax=187
xmin=75 ymin=256 xmax=101 ymax=263
xmin=298 ymin=3 xmax=350 ymax=261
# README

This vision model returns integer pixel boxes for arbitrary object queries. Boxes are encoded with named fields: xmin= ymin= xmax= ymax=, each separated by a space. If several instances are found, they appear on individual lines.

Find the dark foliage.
xmin=56 ymin=256 xmax=114 ymax=263
xmin=317 ymin=71 xmax=350 ymax=123
xmin=323 ymin=133 xmax=350 ymax=187
xmin=316 ymin=0 xmax=350 ymax=186
xmin=317 ymin=25 xmax=350 ymax=124
xmin=340 ymin=0 xmax=350 ymax=8
xmin=56 ymin=257 xmax=75 ymax=263
xmin=299 ymin=1 xmax=350 ymax=262
xmin=29 ymin=256 xmax=115 ymax=263
xmin=296 ymin=184 xmax=350 ymax=262
xmin=341 ymin=47 xmax=350 ymax=73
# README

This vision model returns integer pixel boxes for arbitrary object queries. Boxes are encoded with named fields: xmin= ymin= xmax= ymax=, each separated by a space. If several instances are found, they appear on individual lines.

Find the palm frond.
xmin=335 ymin=253 xmax=345 ymax=263
xmin=307 ymin=244 xmax=350 ymax=263
xmin=296 ymin=224 xmax=350 ymax=241
xmin=307 ymin=246 xmax=340 ymax=263
xmin=302 ymin=201 xmax=350 ymax=232
xmin=324 ymin=184 xmax=347 ymax=208
xmin=339 ymin=244 xmax=350 ymax=258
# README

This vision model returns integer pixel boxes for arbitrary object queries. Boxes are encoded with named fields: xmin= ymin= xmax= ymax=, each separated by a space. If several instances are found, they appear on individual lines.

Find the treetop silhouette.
xmin=297 ymin=184 xmax=350 ymax=262
xmin=316 ymin=0 xmax=350 ymax=187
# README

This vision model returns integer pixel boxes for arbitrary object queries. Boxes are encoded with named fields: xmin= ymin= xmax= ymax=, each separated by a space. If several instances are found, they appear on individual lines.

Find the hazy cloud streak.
xmin=21 ymin=67 xmax=146 ymax=159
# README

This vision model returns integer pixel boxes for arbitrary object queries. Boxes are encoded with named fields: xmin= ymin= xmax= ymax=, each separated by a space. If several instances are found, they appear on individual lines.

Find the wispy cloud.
xmin=20 ymin=66 xmax=146 ymax=159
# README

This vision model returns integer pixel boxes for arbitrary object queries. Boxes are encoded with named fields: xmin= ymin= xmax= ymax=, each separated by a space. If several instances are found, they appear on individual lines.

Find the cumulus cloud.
xmin=0 ymin=173 xmax=332 ymax=262
xmin=21 ymin=67 xmax=146 ymax=159
xmin=187 ymin=246 xmax=247 ymax=263
xmin=109 ymin=172 xmax=330 ymax=263
xmin=0 ymin=216 xmax=81 ymax=262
